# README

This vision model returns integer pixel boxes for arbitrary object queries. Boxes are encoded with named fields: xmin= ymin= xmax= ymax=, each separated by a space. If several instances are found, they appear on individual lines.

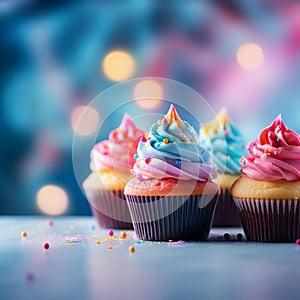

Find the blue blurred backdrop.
xmin=1 ymin=0 xmax=300 ymax=215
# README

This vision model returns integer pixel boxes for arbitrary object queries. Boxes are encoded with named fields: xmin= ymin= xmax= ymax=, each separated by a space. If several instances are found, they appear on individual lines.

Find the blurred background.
xmin=1 ymin=0 xmax=300 ymax=215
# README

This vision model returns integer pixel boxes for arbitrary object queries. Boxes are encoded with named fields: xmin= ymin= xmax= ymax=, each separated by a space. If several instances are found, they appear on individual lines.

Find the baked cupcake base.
xmin=233 ymin=197 xmax=300 ymax=242
xmin=212 ymin=188 xmax=241 ymax=227
xmin=126 ymin=194 xmax=218 ymax=241
xmin=85 ymin=189 xmax=133 ymax=229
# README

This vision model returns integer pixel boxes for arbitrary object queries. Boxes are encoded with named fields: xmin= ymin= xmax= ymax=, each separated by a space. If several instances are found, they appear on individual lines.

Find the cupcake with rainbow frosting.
xmin=83 ymin=113 xmax=144 ymax=229
xmin=125 ymin=104 xmax=220 ymax=241
xmin=231 ymin=114 xmax=300 ymax=242
xmin=199 ymin=108 xmax=247 ymax=226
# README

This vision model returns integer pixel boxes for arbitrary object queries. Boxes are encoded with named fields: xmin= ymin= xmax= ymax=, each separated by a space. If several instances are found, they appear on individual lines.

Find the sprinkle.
xmin=129 ymin=246 xmax=135 ymax=253
xmin=128 ymin=142 xmax=132 ymax=147
xmin=141 ymin=136 xmax=147 ymax=143
xmin=237 ymin=233 xmax=243 ymax=240
xmin=224 ymin=130 xmax=230 ymax=136
xmin=26 ymin=272 xmax=34 ymax=281
xmin=108 ymin=230 xmax=114 ymax=237
xmin=133 ymin=153 xmax=139 ymax=159
xmin=145 ymin=133 xmax=149 ymax=139
xmin=112 ymin=130 xmax=118 ymax=139
xmin=95 ymin=240 xmax=101 ymax=245
xmin=43 ymin=242 xmax=50 ymax=250
xmin=168 ymin=240 xmax=187 ymax=245
xmin=168 ymin=240 xmax=173 ymax=243
xmin=296 ymin=239 xmax=300 ymax=245
xmin=47 ymin=220 xmax=53 ymax=227
xmin=21 ymin=231 xmax=27 ymax=238
xmin=90 ymin=224 xmax=96 ymax=230
xmin=224 ymin=233 xmax=230 ymax=240
xmin=163 ymin=138 xmax=168 ymax=144
xmin=175 ymin=160 xmax=181 ymax=167
xmin=264 ymin=149 xmax=271 ymax=156
xmin=277 ymin=138 xmax=281 ymax=143
xmin=145 ymin=158 xmax=151 ymax=164
xmin=120 ymin=232 xmax=127 ymax=239
xmin=108 ymin=246 xmax=113 ymax=250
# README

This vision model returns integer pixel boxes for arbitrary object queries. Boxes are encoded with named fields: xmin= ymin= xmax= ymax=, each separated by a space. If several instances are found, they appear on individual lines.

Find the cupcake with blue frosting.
xmin=125 ymin=104 xmax=220 ymax=241
xmin=199 ymin=108 xmax=247 ymax=226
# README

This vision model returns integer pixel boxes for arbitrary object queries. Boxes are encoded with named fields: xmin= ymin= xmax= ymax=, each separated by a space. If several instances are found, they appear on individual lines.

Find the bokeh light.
xmin=71 ymin=106 xmax=100 ymax=136
xmin=133 ymin=80 xmax=163 ymax=109
xmin=236 ymin=43 xmax=264 ymax=71
xmin=102 ymin=50 xmax=136 ymax=81
xmin=36 ymin=185 xmax=69 ymax=215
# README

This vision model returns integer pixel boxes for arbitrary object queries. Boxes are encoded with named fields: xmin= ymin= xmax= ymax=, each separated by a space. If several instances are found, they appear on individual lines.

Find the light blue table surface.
xmin=1 ymin=216 xmax=300 ymax=300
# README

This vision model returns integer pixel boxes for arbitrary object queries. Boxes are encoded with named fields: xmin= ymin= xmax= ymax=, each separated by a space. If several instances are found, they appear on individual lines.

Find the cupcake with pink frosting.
xmin=231 ymin=114 xmax=300 ymax=242
xmin=83 ymin=114 xmax=144 ymax=229
xmin=125 ymin=105 xmax=220 ymax=241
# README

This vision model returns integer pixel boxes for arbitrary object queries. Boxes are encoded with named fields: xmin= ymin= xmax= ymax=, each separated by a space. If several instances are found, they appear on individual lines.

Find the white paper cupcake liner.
xmin=233 ymin=197 xmax=300 ymax=242
xmin=125 ymin=194 xmax=218 ymax=241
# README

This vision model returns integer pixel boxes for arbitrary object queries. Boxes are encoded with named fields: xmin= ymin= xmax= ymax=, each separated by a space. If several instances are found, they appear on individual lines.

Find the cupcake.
xmin=83 ymin=114 xmax=144 ymax=229
xmin=231 ymin=114 xmax=300 ymax=242
xmin=199 ymin=108 xmax=247 ymax=226
xmin=124 ymin=104 xmax=220 ymax=241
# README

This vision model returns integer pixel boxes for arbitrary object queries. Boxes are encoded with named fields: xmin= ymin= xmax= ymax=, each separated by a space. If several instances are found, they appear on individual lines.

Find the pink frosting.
xmin=241 ymin=114 xmax=300 ymax=181
xmin=90 ymin=114 xmax=144 ymax=173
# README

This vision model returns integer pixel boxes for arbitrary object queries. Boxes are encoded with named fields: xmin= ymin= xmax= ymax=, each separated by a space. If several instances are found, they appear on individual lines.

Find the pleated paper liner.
xmin=85 ymin=189 xmax=133 ymax=229
xmin=125 ymin=194 xmax=218 ymax=241
xmin=233 ymin=197 xmax=300 ymax=242
xmin=212 ymin=188 xmax=241 ymax=227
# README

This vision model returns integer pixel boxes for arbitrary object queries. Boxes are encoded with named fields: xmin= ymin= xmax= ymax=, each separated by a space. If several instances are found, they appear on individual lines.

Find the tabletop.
xmin=1 ymin=216 xmax=300 ymax=300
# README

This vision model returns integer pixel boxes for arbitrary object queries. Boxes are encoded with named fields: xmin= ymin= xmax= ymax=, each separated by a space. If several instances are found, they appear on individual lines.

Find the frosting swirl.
xmin=90 ymin=114 xmax=144 ymax=173
xmin=241 ymin=114 xmax=300 ymax=181
xmin=199 ymin=108 xmax=247 ymax=175
xmin=132 ymin=105 xmax=217 ymax=181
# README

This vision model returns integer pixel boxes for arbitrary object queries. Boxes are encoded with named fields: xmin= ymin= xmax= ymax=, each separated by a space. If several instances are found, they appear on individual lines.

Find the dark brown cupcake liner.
xmin=125 ymin=194 xmax=218 ymax=241
xmin=233 ymin=197 xmax=300 ymax=242
xmin=84 ymin=189 xmax=133 ymax=229
xmin=212 ymin=188 xmax=241 ymax=227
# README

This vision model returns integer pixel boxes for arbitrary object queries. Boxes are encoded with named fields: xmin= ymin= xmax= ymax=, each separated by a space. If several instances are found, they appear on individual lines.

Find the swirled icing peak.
xmin=240 ymin=114 xmax=300 ymax=181
xmin=199 ymin=108 xmax=247 ymax=175
xmin=90 ymin=114 xmax=144 ymax=173
xmin=132 ymin=104 xmax=217 ymax=181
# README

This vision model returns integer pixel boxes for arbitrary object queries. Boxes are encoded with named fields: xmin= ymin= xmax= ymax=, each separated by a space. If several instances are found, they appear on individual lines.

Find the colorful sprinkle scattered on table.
xmin=129 ymin=246 xmax=135 ymax=253
xmin=43 ymin=242 xmax=50 ymax=250
xmin=120 ymin=232 xmax=127 ymax=239
xmin=224 ymin=233 xmax=230 ymax=240
xmin=237 ymin=233 xmax=243 ymax=240
xmin=26 ymin=272 xmax=34 ymax=281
